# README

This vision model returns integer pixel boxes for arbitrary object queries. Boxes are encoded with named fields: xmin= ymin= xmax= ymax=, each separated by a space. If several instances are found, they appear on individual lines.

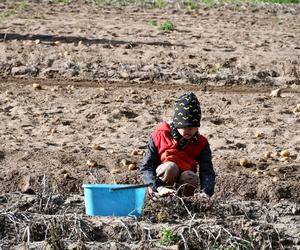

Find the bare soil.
xmin=0 ymin=1 xmax=300 ymax=249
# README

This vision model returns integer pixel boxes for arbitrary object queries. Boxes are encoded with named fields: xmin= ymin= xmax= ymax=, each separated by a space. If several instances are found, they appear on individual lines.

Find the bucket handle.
xmin=111 ymin=184 xmax=150 ymax=191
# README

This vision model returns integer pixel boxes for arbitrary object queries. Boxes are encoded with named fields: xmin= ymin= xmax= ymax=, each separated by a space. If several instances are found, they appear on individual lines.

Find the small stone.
xmin=272 ymin=177 xmax=279 ymax=182
xmin=64 ymin=51 xmax=69 ymax=57
xmin=32 ymin=83 xmax=42 ymax=90
xmin=297 ymin=103 xmax=300 ymax=109
xmin=280 ymin=150 xmax=290 ymax=157
xmin=86 ymin=160 xmax=98 ymax=167
xmin=128 ymin=163 xmax=137 ymax=171
xmin=35 ymin=39 xmax=40 ymax=44
xmin=54 ymin=41 xmax=61 ymax=45
xmin=91 ymin=144 xmax=103 ymax=150
xmin=270 ymin=88 xmax=281 ymax=97
xmin=239 ymin=158 xmax=250 ymax=167
xmin=111 ymin=169 xmax=120 ymax=174
xmin=120 ymin=159 xmax=128 ymax=167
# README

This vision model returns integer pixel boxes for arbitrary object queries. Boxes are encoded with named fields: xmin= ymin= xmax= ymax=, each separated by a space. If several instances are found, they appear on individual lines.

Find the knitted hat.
xmin=173 ymin=92 xmax=201 ymax=128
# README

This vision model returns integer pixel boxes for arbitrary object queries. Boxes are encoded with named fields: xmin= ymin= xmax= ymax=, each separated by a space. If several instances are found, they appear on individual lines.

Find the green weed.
xmin=18 ymin=0 xmax=30 ymax=11
xmin=154 ymin=0 xmax=167 ymax=8
xmin=185 ymin=0 xmax=198 ymax=10
xmin=0 ymin=12 xmax=13 ymax=22
xmin=91 ymin=0 xmax=114 ymax=5
xmin=148 ymin=19 xmax=158 ymax=27
xmin=33 ymin=15 xmax=47 ymax=20
xmin=159 ymin=20 xmax=175 ymax=31
xmin=159 ymin=227 xmax=180 ymax=246
xmin=52 ymin=0 xmax=73 ymax=4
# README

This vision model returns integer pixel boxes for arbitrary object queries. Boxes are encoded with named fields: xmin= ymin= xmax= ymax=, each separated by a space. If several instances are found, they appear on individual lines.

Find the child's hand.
xmin=194 ymin=192 xmax=210 ymax=201
xmin=157 ymin=187 xmax=176 ymax=197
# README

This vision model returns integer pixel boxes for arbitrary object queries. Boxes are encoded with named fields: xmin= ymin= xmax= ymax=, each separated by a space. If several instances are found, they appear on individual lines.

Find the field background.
xmin=0 ymin=0 xmax=300 ymax=249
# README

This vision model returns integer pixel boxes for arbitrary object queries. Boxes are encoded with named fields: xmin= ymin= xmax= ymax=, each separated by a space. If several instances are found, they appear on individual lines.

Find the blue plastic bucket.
xmin=83 ymin=184 xmax=147 ymax=217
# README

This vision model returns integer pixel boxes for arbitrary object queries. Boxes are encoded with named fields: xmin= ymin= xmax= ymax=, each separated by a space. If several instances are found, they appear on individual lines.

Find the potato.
xmin=32 ymin=83 xmax=42 ymax=90
xmin=239 ymin=158 xmax=249 ymax=167
xmin=280 ymin=150 xmax=290 ymax=157
xmin=86 ymin=160 xmax=97 ymax=168
xmin=255 ymin=133 xmax=264 ymax=139
xmin=293 ymin=107 xmax=300 ymax=113
xmin=91 ymin=144 xmax=103 ymax=150
xmin=128 ymin=164 xmax=137 ymax=171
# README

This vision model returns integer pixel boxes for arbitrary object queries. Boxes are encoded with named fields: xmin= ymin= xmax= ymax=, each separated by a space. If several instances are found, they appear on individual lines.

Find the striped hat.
xmin=173 ymin=92 xmax=201 ymax=128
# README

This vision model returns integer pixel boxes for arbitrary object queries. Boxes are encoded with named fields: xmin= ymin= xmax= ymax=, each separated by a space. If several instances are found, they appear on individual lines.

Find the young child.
xmin=139 ymin=92 xmax=215 ymax=199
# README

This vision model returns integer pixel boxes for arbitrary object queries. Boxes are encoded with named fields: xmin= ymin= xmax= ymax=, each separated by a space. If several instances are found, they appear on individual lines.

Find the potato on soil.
xmin=240 ymin=158 xmax=250 ymax=167
xmin=86 ymin=160 xmax=98 ymax=167
xmin=280 ymin=150 xmax=290 ymax=157
xmin=91 ymin=144 xmax=103 ymax=150
xmin=32 ymin=83 xmax=42 ymax=90
xmin=128 ymin=163 xmax=137 ymax=171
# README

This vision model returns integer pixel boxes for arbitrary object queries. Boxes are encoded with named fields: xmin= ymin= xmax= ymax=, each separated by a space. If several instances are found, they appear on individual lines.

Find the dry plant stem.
xmin=188 ymin=214 xmax=196 ymax=233
xmin=44 ymin=192 xmax=53 ymax=213
xmin=144 ymin=227 xmax=152 ymax=241
xmin=119 ymin=219 xmax=133 ymax=239
xmin=192 ymin=228 xmax=200 ymax=241
xmin=88 ymin=171 xmax=97 ymax=183
xmin=22 ymin=225 xmax=30 ymax=247
xmin=173 ymin=194 xmax=193 ymax=219
xmin=180 ymin=232 xmax=188 ymax=250
xmin=222 ymin=227 xmax=251 ymax=246
xmin=6 ymin=212 xmax=20 ymax=243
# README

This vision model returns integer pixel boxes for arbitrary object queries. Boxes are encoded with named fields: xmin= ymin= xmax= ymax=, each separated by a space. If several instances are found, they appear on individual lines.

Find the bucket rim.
xmin=82 ymin=183 xmax=147 ymax=189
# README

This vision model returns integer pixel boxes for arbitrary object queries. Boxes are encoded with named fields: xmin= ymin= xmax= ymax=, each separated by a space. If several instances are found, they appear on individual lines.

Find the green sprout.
xmin=159 ymin=227 xmax=180 ymax=246
xmin=160 ymin=20 xmax=175 ymax=31
xmin=19 ymin=0 xmax=30 ymax=11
